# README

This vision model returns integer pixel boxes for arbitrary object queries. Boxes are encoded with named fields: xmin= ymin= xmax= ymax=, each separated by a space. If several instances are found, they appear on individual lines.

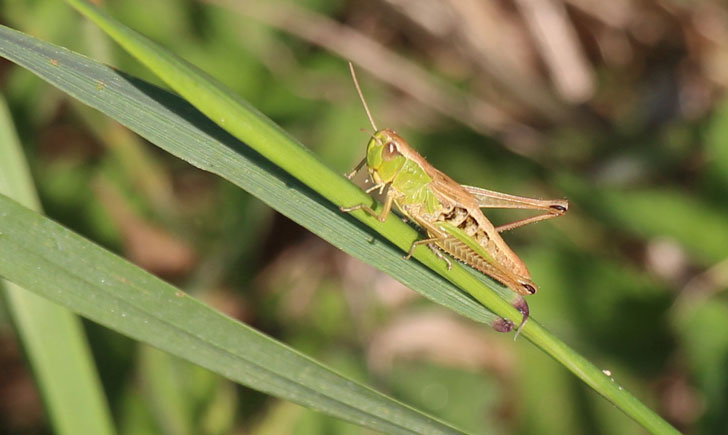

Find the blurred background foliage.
xmin=1 ymin=0 xmax=727 ymax=433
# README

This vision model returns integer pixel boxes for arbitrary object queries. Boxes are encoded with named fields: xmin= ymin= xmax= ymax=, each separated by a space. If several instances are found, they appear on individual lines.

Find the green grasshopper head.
xmin=366 ymin=129 xmax=407 ymax=184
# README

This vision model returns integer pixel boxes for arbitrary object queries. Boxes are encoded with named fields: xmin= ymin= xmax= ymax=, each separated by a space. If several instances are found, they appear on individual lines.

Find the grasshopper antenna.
xmin=349 ymin=62 xmax=378 ymax=132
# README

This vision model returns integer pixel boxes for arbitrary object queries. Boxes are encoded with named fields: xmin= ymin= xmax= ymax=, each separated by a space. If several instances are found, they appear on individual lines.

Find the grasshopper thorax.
xmin=366 ymin=129 xmax=407 ymax=184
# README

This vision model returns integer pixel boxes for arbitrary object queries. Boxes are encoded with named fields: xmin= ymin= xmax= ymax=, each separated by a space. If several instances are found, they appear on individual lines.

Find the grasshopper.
xmin=341 ymin=63 xmax=567 ymax=330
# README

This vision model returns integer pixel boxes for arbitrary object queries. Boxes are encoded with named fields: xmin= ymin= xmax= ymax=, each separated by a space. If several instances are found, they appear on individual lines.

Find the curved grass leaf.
xmin=0 ymin=24 xmax=480 ymax=435
xmin=0 ymin=194 xmax=462 ymax=435
xmin=63 ymin=2 xmax=681 ymax=433
xmin=0 ymin=25 xmax=504 ymax=326
xmin=1 ymin=9 xmax=679 ymax=434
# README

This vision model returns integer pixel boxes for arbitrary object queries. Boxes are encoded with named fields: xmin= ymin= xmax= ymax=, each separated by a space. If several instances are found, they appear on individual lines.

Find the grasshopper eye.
xmin=550 ymin=204 xmax=567 ymax=212
xmin=382 ymin=141 xmax=400 ymax=160
xmin=522 ymin=283 xmax=537 ymax=294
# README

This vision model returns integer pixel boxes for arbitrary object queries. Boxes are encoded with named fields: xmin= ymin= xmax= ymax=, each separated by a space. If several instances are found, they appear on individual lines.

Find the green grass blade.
xmin=60 ymin=3 xmax=681 ymax=434
xmin=1 ymin=9 xmax=679 ymax=433
xmin=0 ymin=24 xmax=502 ymax=327
xmin=0 ymin=94 xmax=115 ymax=435
xmin=0 ymin=193 xmax=462 ymax=435
xmin=0 ymin=23 xmax=467 ymax=435
xmin=63 ymin=0 xmax=521 ymax=324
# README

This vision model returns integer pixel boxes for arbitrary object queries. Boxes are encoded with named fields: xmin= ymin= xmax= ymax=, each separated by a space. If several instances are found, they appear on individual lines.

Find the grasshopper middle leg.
xmin=404 ymin=237 xmax=453 ymax=270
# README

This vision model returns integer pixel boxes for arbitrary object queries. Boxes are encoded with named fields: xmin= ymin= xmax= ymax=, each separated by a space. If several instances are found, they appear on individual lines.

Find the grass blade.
xmin=0 ymin=24 xmax=503 ymax=326
xmin=0 ymin=193 xmax=463 ymax=435
xmin=0 ymin=24 xmax=474 ymax=434
xmin=3 ymin=6 xmax=680 ymax=432
xmin=0 ymin=94 xmax=115 ymax=435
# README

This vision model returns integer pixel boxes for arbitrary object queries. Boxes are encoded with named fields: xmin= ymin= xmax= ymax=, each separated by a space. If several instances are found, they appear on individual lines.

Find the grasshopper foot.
xmin=511 ymin=296 xmax=530 ymax=340
xmin=404 ymin=239 xmax=450 ymax=270
xmin=427 ymin=244 xmax=452 ymax=270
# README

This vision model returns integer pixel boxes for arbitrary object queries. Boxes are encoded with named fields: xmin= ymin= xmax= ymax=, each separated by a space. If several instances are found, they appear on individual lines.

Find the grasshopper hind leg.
xmin=405 ymin=236 xmax=524 ymax=335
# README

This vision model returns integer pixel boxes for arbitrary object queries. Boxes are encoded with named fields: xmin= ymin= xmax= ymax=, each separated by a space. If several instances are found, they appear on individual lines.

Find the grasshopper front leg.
xmin=340 ymin=184 xmax=395 ymax=222
xmin=344 ymin=157 xmax=367 ymax=180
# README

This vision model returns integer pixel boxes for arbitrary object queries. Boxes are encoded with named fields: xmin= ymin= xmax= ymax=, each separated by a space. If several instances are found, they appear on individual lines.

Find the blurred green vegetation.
xmin=1 ymin=0 xmax=727 ymax=433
